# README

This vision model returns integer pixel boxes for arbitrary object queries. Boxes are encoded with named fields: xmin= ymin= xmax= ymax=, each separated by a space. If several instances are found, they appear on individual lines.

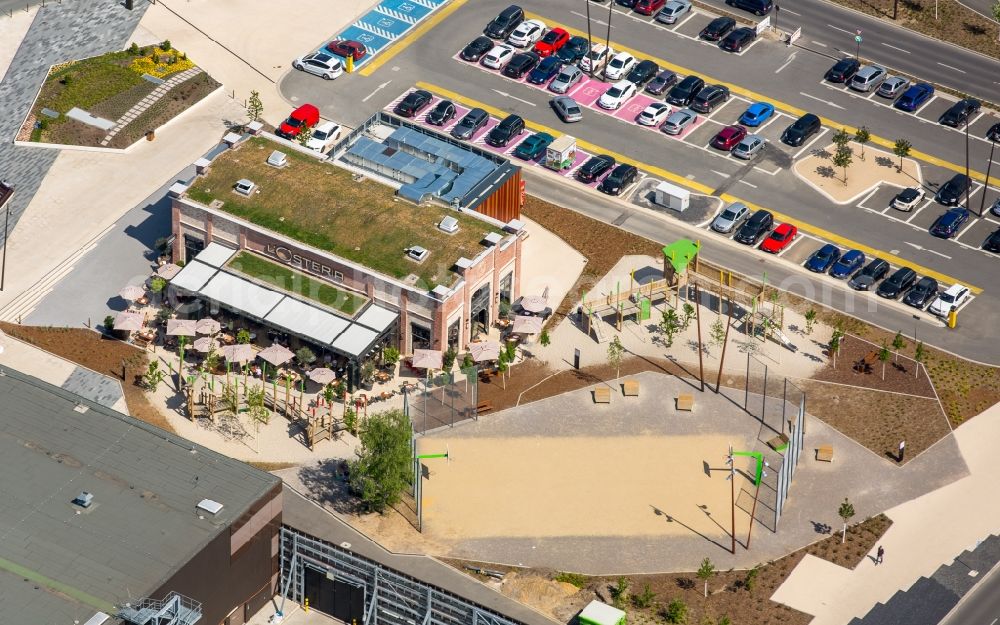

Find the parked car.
xmin=626 ymin=59 xmax=659 ymax=86
xmin=700 ymin=16 xmax=736 ymax=40
xmin=556 ymin=36 xmax=590 ymax=63
xmin=903 ymin=276 xmax=939 ymax=309
xmin=721 ymin=27 xmax=756 ymax=52
xmin=733 ymin=210 xmax=773 ymax=245
xmin=637 ymin=102 xmax=672 ymax=126
xmin=939 ymin=98 xmax=981 ymax=127
xmin=502 ymin=51 xmax=539 ymax=78
xmin=597 ymin=163 xmax=639 ymax=195
xmin=825 ymin=57 xmax=860 ymax=83
xmin=732 ymin=134 xmax=765 ymax=159
xmin=991 ymin=197 xmax=1000 ymax=217
xmin=598 ymin=80 xmax=637 ymax=109
xmin=485 ymin=4 xmax=525 ymax=39
xmin=711 ymin=202 xmax=750 ymax=233
xmin=894 ymin=83 xmax=934 ymax=112
xmin=549 ymin=64 xmax=584 ymax=93
xmin=292 ymin=52 xmax=343 ymax=80
xmin=551 ymin=96 xmax=583 ymax=122
xmin=326 ymin=39 xmax=367 ymax=61
xmin=935 ymin=174 xmax=971 ymax=206
xmin=781 ymin=113 xmax=821 ymax=146
xmin=656 ymin=0 xmax=692 ymax=23
xmin=393 ymin=90 xmax=432 ymax=118
xmin=461 ymin=36 xmax=495 ymax=62
xmin=481 ymin=44 xmax=515 ymax=69
xmin=928 ymin=283 xmax=970 ymax=317
xmin=726 ymin=0 xmax=773 ymax=15
xmin=849 ymin=65 xmax=886 ymax=92
xmin=507 ymin=19 xmax=546 ymax=48
xmin=514 ymin=132 xmax=555 ymax=160
xmin=635 ymin=0 xmax=667 ymax=14
xmin=661 ymin=108 xmax=698 ymax=135
xmin=577 ymin=154 xmax=616 ymax=183
xmin=876 ymin=267 xmax=917 ymax=299
xmin=805 ymin=244 xmax=841 ymax=273
xmin=739 ymin=102 xmax=774 ymax=127
xmin=988 ymin=122 xmax=1000 ymax=142
xmin=450 ymin=108 xmax=489 ymax=140
xmin=645 ymin=70 xmax=678 ymax=95
xmin=891 ymin=187 xmax=925 ymax=212
xmin=691 ymin=84 xmax=730 ymax=113
xmin=276 ymin=103 xmax=320 ymax=139
xmin=877 ymin=75 xmax=910 ymax=99
xmin=581 ymin=43 xmax=614 ymax=74
xmin=983 ymin=228 xmax=1000 ymax=253
xmin=711 ymin=125 xmax=747 ymax=151
xmin=760 ymin=222 xmax=797 ymax=253
xmin=929 ymin=207 xmax=970 ymax=239
xmin=667 ymin=75 xmax=705 ymax=106
xmin=527 ymin=55 xmax=562 ymax=84
xmin=829 ymin=249 xmax=865 ymax=279
xmin=486 ymin=114 xmax=525 ymax=146
xmin=849 ymin=258 xmax=890 ymax=291
xmin=534 ymin=27 xmax=569 ymax=57
xmin=305 ymin=120 xmax=341 ymax=153
xmin=604 ymin=51 xmax=637 ymax=80
xmin=426 ymin=100 xmax=456 ymax=126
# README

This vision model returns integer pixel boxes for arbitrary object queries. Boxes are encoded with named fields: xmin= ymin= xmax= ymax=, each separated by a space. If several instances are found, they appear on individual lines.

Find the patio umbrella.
xmin=512 ymin=315 xmax=543 ymax=334
xmin=258 ymin=344 xmax=294 ymax=367
xmin=119 ymin=284 xmax=146 ymax=302
xmin=307 ymin=367 xmax=337 ymax=385
xmin=220 ymin=343 xmax=254 ymax=363
xmin=112 ymin=310 xmax=144 ymax=332
xmin=156 ymin=263 xmax=182 ymax=280
xmin=469 ymin=340 xmax=501 ymax=363
xmin=412 ymin=349 xmax=443 ymax=371
xmin=195 ymin=318 xmax=221 ymax=335
xmin=192 ymin=337 xmax=220 ymax=353
xmin=520 ymin=295 xmax=547 ymax=314
xmin=166 ymin=318 xmax=197 ymax=337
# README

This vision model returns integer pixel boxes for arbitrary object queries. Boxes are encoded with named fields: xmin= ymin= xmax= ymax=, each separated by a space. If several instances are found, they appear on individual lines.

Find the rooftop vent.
xmin=73 ymin=403 xmax=89 ymax=413
xmin=72 ymin=491 xmax=94 ymax=508
xmin=234 ymin=179 xmax=256 ymax=196
xmin=266 ymin=150 xmax=287 ymax=168
xmin=406 ymin=246 xmax=429 ymax=263
xmin=438 ymin=216 xmax=459 ymax=234
xmin=197 ymin=498 xmax=224 ymax=515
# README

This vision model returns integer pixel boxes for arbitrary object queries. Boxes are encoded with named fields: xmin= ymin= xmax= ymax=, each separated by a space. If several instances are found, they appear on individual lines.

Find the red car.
xmin=635 ymin=0 xmax=667 ymax=14
xmin=534 ymin=28 xmax=570 ymax=57
xmin=711 ymin=125 xmax=747 ymax=151
xmin=760 ymin=223 xmax=797 ymax=253
xmin=276 ymin=103 xmax=320 ymax=140
xmin=326 ymin=39 xmax=367 ymax=61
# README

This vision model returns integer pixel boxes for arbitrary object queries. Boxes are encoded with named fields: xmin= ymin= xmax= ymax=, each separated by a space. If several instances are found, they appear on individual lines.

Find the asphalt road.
xmin=941 ymin=561 xmax=1000 ymax=624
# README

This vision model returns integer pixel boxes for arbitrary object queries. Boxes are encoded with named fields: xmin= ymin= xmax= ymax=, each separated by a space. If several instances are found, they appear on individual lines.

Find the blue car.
xmin=739 ymin=102 xmax=774 ymax=127
xmin=805 ymin=244 xmax=842 ymax=273
xmin=930 ymin=207 xmax=970 ymax=239
xmin=894 ymin=83 xmax=934 ymax=112
xmin=829 ymin=249 xmax=865 ymax=279
xmin=527 ymin=56 xmax=564 ymax=85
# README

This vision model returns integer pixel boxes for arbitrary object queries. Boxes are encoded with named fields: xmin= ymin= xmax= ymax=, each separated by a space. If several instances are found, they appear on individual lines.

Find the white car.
xmin=507 ymin=19 xmax=546 ymax=47
xmin=636 ymin=102 xmax=671 ymax=126
xmin=481 ymin=44 xmax=515 ymax=69
xmin=292 ymin=52 xmax=343 ymax=80
xmin=928 ymin=283 xmax=970 ymax=317
xmin=598 ymin=80 xmax=637 ymax=110
xmin=580 ymin=43 xmax=613 ymax=74
xmin=604 ymin=51 xmax=636 ymax=81
xmin=891 ymin=187 xmax=925 ymax=212
xmin=306 ymin=121 xmax=341 ymax=153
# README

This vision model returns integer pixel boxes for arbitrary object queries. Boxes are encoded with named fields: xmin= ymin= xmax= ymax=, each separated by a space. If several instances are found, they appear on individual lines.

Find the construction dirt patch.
xmin=793 ymin=143 xmax=921 ymax=204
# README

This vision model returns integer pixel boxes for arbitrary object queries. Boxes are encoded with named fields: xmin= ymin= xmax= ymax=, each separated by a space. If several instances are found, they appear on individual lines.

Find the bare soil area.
xmin=794 ymin=144 xmax=921 ymax=204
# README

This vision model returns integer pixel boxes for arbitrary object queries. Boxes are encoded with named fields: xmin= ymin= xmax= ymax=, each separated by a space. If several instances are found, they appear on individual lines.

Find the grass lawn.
xmin=228 ymin=251 xmax=367 ymax=316
xmin=188 ymin=137 xmax=500 ymax=289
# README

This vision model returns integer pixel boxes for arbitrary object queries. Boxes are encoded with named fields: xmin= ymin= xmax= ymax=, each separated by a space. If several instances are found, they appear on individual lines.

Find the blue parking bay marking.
xmin=336 ymin=27 xmax=392 ymax=56
xmin=355 ymin=13 xmax=412 ymax=39
xmin=377 ymin=0 xmax=433 ymax=23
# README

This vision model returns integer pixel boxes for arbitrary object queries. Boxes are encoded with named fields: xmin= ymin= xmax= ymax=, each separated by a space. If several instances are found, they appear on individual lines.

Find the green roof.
xmin=662 ymin=239 xmax=700 ymax=274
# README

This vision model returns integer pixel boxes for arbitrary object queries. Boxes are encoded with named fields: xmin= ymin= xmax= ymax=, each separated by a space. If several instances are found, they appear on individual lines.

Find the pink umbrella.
xmin=166 ymin=319 xmax=197 ymax=336
xmin=412 ymin=349 xmax=443 ymax=370
xmin=469 ymin=340 xmax=501 ymax=363
xmin=520 ymin=295 xmax=547 ymax=313
xmin=192 ymin=337 xmax=220 ymax=353
xmin=258 ymin=344 xmax=294 ymax=367
xmin=307 ymin=367 xmax=337 ymax=385
xmin=119 ymin=284 xmax=146 ymax=302
xmin=220 ymin=343 xmax=254 ymax=363
xmin=512 ymin=315 xmax=543 ymax=334
xmin=112 ymin=310 xmax=144 ymax=332
xmin=195 ymin=318 xmax=221 ymax=335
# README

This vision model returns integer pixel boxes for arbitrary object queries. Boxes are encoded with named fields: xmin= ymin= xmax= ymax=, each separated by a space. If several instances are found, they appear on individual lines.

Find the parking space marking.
xmin=672 ymin=13 xmax=698 ymax=31
xmin=792 ymin=127 xmax=830 ymax=159
xmin=954 ymin=218 xmax=980 ymax=242
xmin=357 ymin=0 xmax=462 ymax=76
xmin=904 ymin=198 xmax=935 ymax=223
xmin=856 ymin=187 xmax=880 ymax=210
xmin=753 ymin=165 xmax=782 ymax=176
xmin=800 ymin=91 xmax=844 ymax=110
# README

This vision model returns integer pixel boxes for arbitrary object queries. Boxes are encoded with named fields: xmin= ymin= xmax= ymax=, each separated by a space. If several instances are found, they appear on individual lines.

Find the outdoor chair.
xmin=622 ymin=379 xmax=640 ymax=397
xmin=593 ymin=387 xmax=612 ymax=404
xmin=816 ymin=445 xmax=834 ymax=462
xmin=676 ymin=393 xmax=694 ymax=411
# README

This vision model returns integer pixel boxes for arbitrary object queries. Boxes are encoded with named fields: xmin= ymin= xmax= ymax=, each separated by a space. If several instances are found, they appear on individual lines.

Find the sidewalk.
xmin=771 ymin=400 xmax=1000 ymax=624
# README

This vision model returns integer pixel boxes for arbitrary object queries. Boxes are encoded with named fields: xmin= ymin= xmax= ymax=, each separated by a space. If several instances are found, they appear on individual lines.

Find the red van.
xmin=276 ymin=104 xmax=320 ymax=140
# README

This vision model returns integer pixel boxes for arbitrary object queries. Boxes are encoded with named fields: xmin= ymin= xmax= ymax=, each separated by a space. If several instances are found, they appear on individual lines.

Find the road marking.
xmin=800 ymin=91 xmax=844 ymax=109
xmin=904 ymin=241 xmax=952 ymax=259
xmin=775 ymin=52 xmax=796 ymax=74
xmin=737 ymin=179 xmax=758 ymax=188
xmin=710 ymin=169 xmax=729 ymax=177
xmin=782 ymin=7 xmax=801 ymax=15
xmin=359 ymin=0 xmax=468 ymax=76
xmin=361 ymin=80 xmax=393 ymax=103
xmin=936 ymin=62 xmax=967 ymax=74
xmin=811 ymin=40 xmax=828 ymax=47
xmin=826 ymin=24 xmax=853 ymax=35
xmin=491 ymin=89 xmax=536 ymax=106
xmin=880 ymin=42 xmax=910 ymax=54
xmin=570 ymin=10 xmax=615 ymax=27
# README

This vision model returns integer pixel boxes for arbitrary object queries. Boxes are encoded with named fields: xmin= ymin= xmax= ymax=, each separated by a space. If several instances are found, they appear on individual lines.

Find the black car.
xmin=486 ymin=114 xmax=525 ymax=147
xmin=903 ymin=276 xmax=939 ymax=309
xmin=988 ymin=123 xmax=1000 ymax=142
xmin=720 ymin=27 xmax=755 ymax=52
xmin=557 ymin=36 xmax=590 ymax=63
xmin=939 ymin=98 xmax=981 ymax=127
xmin=782 ymin=113 xmax=821 ymax=146
xmin=734 ymin=210 xmax=774 ymax=245
xmin=876 ymin=267 xmax=917 ymax=299
xmin=667 ymin=75 xmax=705 ymax=106
xmin=825 ymin=58 xmax=861 ymax=83
xmin=450 ymin=108 xmax=489 ymax=140
xmin=615 ymin=0 xmax=638 ymax=6
xmin=485 ymin=4 xmax=524 ymax=39
xmin=426 ymin=100 xmax=456 ymax=126
xmin=690 ymin=84 xmax=730 ymax=113
xmin=577 ymin=154 xmax=616 ymax=183
xmin=935 ymin=174 xmax=971 ymax=206
xmin=645 ymin=70 xmax=678 ymax=95
xmin=726 ymin=0 xmax=772 ymax=15
xmin=700 ymin=16 xmax=736 ymax=40
xmin=502 ymin=51 xmax=539 ymax=79
xmin=460 ymin=36 xmax=494 ymax=62
xmin=597 ymin=163 xmax=638 ymax=196
xmin=394 ymin=89 xmax=432 ymax=117
xmin=985 ymin=228 xmax=1000 ymax=253
xmin=930 ymin=207 xmax=970 ymax=239
xmin=626 ymin=59 xmax=659 ymax=86
xmin=849 ymin=258 xmax=890 ymax=291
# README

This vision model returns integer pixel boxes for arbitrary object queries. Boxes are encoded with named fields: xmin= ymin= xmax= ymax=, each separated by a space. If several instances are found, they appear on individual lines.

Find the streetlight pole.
xmin=981 ymin=138 xmax=996 ymax=216
xmin=964 ymin=116 xmax=972 ymax=214
xmin=727 ymin=445 xmax=736 ymax=554
xmin=0 ymin=181 xmax=12 ymax=293
xmin=604 ymin=0 xmax=613 ymax=78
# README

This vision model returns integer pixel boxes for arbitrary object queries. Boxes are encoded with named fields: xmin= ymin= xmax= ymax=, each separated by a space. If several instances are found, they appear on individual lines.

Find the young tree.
xmin=829 ymin=329 xmax=843 ymax=368
xmin=461 ymin=352 xmax=475 ymax=369
xmin=297 ymin=124 xmax=313 ymax=146
xmin=893 ymin=138 xmax=912 ymax=171
xmin=697 ymin=557 xmax=715 ymax=597
xmin=664 ymin=599 xmax=688 ymax=624
xmin=855 ymin=126 xmax=871 ymax=160
xmin=681 ymin=302 xmax=696 ymax=330
xmin=103 ymin=315 xmax=115 ymax=335
xmin=838 ymin=497 xmax=856 ymax=543
xmin=660 ymin=309 xmax=681 ymax=347
xmin=442 ymin=347 xmax=457 ymax=371
xmin=632 ymin=583 xmax=656 ymax=609
xmin=382 ymin=346 xmax=400 ymax=367
xmin=539 ymin=328 xmax=551 ymax=347
xmin=832 ymin=127 xmax=851 ymax=149
xmin=744 ymin=565 xmax=760 ymax=594
xmin=245 ymin=383 xmax=269 ymax=425
xmin=833 ymin=144 xmax=853 ymax=184
xmin=610 ymin=577 xmax=630 ymax=610
xmin=709 ymin=318 xmax=726 ymax=349
xmin=892 ymin=331 xmax=906 ymax=362
xmin=247 ymin=89 xmax=263 ymax=122
xmin=236 ymin=328 xmax=252 ymax=344
xmin=349 ymin=408 xmax=413 ymax=513
xmin=914 ymin=341 xmax=927 ymax=378
xmin=717 ymin=617 xmax=732 ymax=625
xmin=607 ymin=336 xmax=625 ymax=379
xmin=143 ymin=361 xmax=164 ymax=390
xmin=343 ymin=405 xmax=358 ymax=436
xmin=497 ymin=351 xmax=509 ymax=389
xmin=804 ymin=308 xmax=817 ymax=335
xmin=149 ymin=276 xmax=167 ymax=293
xmin=878 ymin=339 xmax=891 ymax=380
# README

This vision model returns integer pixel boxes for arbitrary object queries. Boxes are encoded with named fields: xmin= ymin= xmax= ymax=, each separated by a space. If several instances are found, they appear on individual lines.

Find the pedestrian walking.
xmin=876 ymin=545 xmax=885 ymax=565
xmin=898 ymin=440 xmax=906 ymax=462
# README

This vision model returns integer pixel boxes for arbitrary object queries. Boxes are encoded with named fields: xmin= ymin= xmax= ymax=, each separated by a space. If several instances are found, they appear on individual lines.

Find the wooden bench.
xmin=676 ymin=393 xmax=694 ymax=411
xmin=816 ymin=445 xmax=834 ymax=462
xmin=593 ymin=387 xmax=612 ymax=404
xmin=854 ymin=350 xmax=878 ymax=374
xmin=622 ymin=379 xmax=640 ymax=397
xmin=767 ymin=433 xmax=790 ymax=452
xmin=476 ymin=401 xmax=493 ymax=414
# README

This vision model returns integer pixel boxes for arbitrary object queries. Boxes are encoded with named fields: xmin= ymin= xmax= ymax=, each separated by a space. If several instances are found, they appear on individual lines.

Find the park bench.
xmin=854 ymin=350 xmax=878 ymax=374
xmin=476 ymin=401 xmax=493 ymax=414
xmin=593 ymin=387 xmax=612 ymax=404
xmin=676 ymin=393 xmax=694 ymax=411
xmin=622 ymin=379 xmax=640 ymax=397
xmin=767 ymin=433 xmax=790 ymax=452
xmin=816 ymin=445 xmax=834 ymax=462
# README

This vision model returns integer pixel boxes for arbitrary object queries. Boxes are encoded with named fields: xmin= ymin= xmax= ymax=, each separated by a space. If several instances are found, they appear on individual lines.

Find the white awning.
xmin=197 ymin=241 xmax=238 ymax=267
xmin=331 ymin=325 xmax=379 ymax=358
xmin=170 ymin=260 xmax=217 ymax=292
xmin=265 ymin=297 xmax=350 ymax=344
xmin=199 ymin=272 xmax=283 ymax=319
xmin=356 ymin=304 xmax=398 ymax=333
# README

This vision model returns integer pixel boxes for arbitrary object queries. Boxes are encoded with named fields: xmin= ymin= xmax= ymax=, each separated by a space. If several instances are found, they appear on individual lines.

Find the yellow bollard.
xmin=947 ymin=308 xmax=957 ymax=329
xmin=346 ymin=54 xmax=354 ymax=73
xmin=304 ymin=598 xmax=309 ymax=613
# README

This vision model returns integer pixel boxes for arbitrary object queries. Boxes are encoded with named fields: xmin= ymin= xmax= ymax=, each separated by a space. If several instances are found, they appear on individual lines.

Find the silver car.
xmin=711 ymin=202 xmax=750 ymax=233
xmin=656 ymin=0 xmax=692 ymax=24
xmin=661 ymin=108 xmax=697 ymax=135
xmin=549 ymin=65 xmax=583 ymax=94
xmin=732 ymin=134 xmax=765 ymax=159
xmin=877 ymin=75 xmax=910 ymax=99
xmin=550 ymin=96 xmax=583 ymax=123
xmin=849 ymin=64 xmax=886 ymax=92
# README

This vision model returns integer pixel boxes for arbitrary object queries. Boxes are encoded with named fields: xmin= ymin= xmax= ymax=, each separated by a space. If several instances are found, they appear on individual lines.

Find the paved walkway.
xmin=100 ymin=66 xmax=203 ymax=145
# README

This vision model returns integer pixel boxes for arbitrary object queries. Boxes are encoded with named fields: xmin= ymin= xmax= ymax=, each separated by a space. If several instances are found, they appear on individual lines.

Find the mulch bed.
xmin=814 ymin=333 xmax=935 ymax=398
